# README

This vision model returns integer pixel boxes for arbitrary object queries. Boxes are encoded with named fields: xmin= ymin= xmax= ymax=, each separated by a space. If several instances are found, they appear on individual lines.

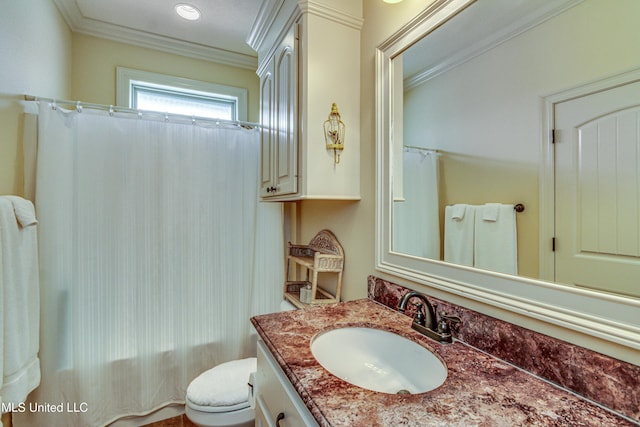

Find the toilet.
xmin=185 ymin=299 xmax=297 ymax=427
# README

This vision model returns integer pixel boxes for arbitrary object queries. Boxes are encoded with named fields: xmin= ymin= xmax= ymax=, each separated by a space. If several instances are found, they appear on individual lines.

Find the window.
xmin=116 ymin=67 xmax=248 ymax=121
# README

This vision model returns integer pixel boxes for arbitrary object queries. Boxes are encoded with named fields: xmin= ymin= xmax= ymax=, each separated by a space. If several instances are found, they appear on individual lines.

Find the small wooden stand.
xmin=284 ymin=229 xmax=344 ymax=308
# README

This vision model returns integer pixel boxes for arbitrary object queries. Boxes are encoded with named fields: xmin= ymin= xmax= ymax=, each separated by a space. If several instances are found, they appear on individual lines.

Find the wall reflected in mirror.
xmin=390 ymin=0 xmax=640 ymax=298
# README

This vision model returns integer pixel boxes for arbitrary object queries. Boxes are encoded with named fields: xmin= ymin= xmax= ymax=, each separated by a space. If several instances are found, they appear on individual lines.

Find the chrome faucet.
xmin=397 ymin=291 xmax=461 ymax=344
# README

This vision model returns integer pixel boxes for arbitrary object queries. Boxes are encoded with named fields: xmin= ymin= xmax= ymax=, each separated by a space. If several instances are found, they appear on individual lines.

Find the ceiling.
xmin=52 ymin=0 xmax=263 ymax=69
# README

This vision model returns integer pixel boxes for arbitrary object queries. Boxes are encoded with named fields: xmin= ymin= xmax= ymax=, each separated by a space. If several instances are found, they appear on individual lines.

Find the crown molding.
xmin=246 ymin=0 xmax=287 ymax=53
xmin=247 ymin=0 xmax=363 ymax=53
xmin=404 ymin=0 xmax=582 ymax=90
xmin=298 ymin=1 xmax=364 ymax=31
xmin=52 ymin=0 xmax=258 ymax=70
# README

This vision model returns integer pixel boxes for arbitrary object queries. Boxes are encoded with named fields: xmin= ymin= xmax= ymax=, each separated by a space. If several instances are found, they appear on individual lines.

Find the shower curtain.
xmin=15 ymin=103 xmax=284 ymax=427
xmin=392 ymin=149 xmax=440 ymax=259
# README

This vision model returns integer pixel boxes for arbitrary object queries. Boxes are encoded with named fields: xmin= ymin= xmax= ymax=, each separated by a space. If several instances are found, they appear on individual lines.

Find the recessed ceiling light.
xmin=383 ymin=0 xmax=403 ymax=3
xmin=175 ymin=3 xmax=201 ymax=21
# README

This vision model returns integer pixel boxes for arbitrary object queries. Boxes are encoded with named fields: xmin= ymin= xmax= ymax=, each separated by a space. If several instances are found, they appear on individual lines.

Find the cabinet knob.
xmin=276 ymin=412 xmax=285 ymax=426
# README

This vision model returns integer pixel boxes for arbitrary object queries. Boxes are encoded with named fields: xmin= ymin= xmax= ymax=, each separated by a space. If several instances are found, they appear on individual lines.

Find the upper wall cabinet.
xmin=248 ymin=0 xmax=363 ymax=201
xmin=258 ymin=25 xmax=298 ymax=197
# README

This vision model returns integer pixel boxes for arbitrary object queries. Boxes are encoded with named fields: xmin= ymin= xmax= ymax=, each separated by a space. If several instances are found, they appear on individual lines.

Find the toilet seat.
xmin=185 ymin=397 xmax=250 ymax=413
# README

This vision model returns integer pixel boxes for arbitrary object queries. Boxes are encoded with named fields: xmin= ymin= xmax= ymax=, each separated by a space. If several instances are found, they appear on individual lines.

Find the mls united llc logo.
xmin=1 ymin=401 xmax=89 ymax=413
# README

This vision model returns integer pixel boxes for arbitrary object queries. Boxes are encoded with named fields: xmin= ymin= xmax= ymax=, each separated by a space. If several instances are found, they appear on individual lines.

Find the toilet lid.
xmin=186 ymin=357 xmax=257 ymax=409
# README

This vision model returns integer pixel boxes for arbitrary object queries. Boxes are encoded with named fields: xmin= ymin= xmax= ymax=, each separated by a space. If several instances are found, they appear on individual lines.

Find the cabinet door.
xmin=259 ymin=57 xmax=276 ymax=197
xmin=260 ymin=24 xmax=298 ymax=198
xmin=273 ymin=24 xmax=298 ymax=196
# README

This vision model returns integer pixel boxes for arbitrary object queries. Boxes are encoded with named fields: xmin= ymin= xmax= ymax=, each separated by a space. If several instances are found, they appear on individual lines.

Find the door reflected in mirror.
xmin=389 ymin=0 xmax=640 ymax=298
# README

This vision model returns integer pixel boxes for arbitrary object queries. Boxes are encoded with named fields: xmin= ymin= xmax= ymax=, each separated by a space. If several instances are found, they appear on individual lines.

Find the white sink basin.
xmin=310 ymin=327 xmax=447 ymax=394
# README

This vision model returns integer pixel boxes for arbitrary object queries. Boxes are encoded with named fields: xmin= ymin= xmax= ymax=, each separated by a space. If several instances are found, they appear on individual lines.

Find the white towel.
xmin=451 ymin=204 xmax=467 ymax=220
xmin=0 ymin=197 xmax=41 ymax=406
xmin=187 ymin=357 xmax=257 ymax=407
xmin=444 ymin=204 xmax=475 ymax=267
xmin=4 ymin=196 xmax=38 ymax=227
xmin=474 ymin=203 xmax=518 ymax=275
xmin=481 ymin=203 xmax=500 ymax=222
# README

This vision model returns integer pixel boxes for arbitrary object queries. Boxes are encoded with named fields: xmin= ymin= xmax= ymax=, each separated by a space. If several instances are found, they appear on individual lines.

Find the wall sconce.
xmin=323 ymin=103 xmax=345 ymax=164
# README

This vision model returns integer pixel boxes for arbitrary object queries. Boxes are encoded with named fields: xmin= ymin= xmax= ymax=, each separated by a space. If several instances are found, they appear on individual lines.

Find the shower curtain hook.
xmin=109 ymin=105 xmax=114 ymax=116
xmin=137 ymin=110 xmax=142 ymax=119
xmin=76 ymin=101 xmax=83 ymax=113
xmin=165 ymin=113 xmax=169 ymax=122
xmin=51 ymin=100 xmax=57 ymax=111
xmin=191 ymin=115 xmax=196 ymax=125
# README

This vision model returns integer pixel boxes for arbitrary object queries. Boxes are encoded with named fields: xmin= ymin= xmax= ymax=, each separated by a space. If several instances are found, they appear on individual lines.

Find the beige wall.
xmin=0 ymin=0 xmax=73 ymax=196
xmin=71 ymin=34 xmax=259 ymax=122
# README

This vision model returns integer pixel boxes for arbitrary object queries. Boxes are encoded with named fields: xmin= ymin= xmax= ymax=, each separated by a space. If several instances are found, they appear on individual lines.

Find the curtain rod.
xmin=24 ymin=95 xmax=262 ymax=129
xmin=403 ymin=145 xmax=438 ymax=153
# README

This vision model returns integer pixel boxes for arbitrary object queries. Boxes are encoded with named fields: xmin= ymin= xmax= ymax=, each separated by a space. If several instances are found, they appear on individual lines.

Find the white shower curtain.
xmin=15 ymin=103 xmax=284 ymax=427
xmin=392 ymin=149 xmax=440 ymax=259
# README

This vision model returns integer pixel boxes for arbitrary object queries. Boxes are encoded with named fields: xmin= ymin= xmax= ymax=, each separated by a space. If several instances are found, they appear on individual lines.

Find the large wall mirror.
xmin=376 ymin=0 xmax=640 ymax=351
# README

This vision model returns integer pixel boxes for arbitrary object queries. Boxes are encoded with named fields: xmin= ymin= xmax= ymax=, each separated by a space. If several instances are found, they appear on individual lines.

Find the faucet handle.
xmin=410 ymin=302 xmax=427 ymax=326
xmin=437 ymin=312 xmax=461 ymax=338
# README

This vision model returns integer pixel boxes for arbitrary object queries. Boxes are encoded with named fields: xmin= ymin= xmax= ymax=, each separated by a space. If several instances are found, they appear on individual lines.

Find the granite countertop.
xmin=250 ymin=298 xmax=634 ymax=426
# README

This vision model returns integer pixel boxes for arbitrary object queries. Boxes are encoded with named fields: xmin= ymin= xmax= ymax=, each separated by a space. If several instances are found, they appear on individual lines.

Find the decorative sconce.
xmin=323 ymin=103 xmax=346 ymax=164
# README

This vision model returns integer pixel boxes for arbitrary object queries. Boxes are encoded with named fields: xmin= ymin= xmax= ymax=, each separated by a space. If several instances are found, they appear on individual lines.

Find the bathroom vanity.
xmin=251 ymin=298 xmax=635 ymax=426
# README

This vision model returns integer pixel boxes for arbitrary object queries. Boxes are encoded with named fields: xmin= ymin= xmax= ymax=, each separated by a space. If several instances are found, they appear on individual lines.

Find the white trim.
xmin=116 ymin=67 xmax=248 ymax=121
xmin=539 ymin=96 xmax=556 ymax=282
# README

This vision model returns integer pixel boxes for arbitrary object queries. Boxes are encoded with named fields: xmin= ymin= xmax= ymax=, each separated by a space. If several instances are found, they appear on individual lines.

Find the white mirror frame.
xmin=375 ymin=0 xmax=640 ymax=351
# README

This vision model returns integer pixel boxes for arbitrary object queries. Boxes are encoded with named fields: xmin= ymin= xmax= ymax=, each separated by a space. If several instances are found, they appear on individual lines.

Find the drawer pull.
xmin=276 ymin=412 xmax=285 ymax=426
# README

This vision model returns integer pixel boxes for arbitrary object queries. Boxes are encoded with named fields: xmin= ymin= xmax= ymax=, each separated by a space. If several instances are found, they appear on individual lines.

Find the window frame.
xmin=116 ymin=67 xmax=248 ymax=121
